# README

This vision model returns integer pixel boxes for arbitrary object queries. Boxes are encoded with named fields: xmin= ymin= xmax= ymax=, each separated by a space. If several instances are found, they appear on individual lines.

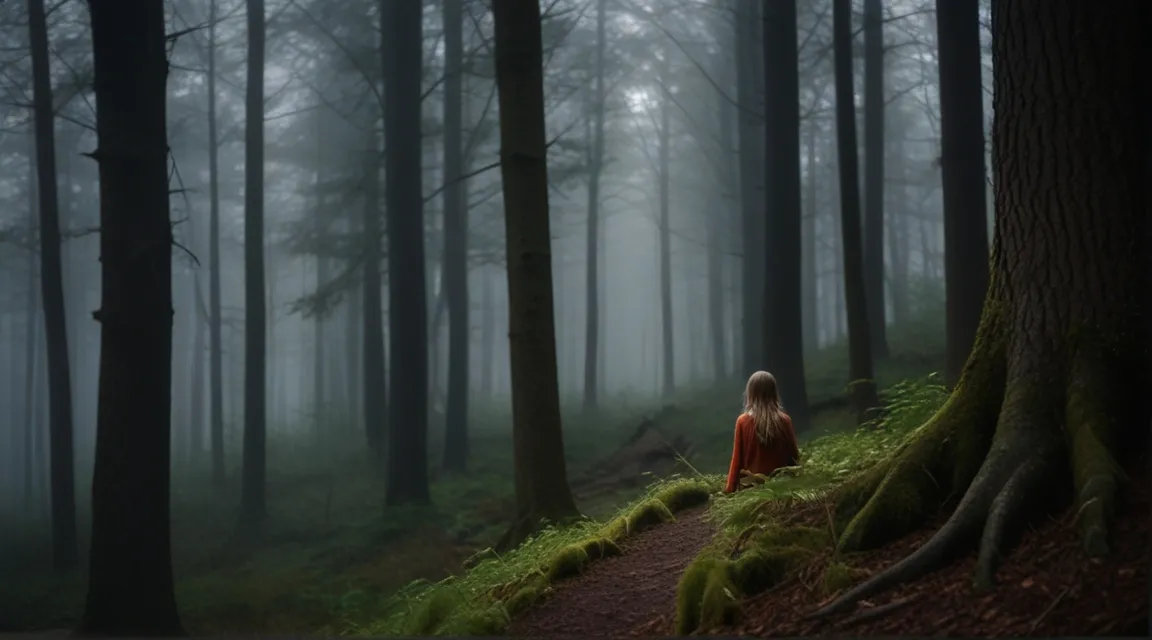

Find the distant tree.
xmin=383 ymin=0 xmax=431 ymax=505
xmin=831 ymin=0 xmax=880 ymax=422
xmin=490 ymin=0 xmax=581 ymax=551
xmin=206 ymin=0 xmax=225 ymax=487
xmin=27 ymin=0 xmax=78 ymax=571
xmin=582 ymin=0 xmax=607 ymax=412
xmin=656 ymin=48 xmax=675 ymax=396
xmin=734 ymin=0 xmax=764 ymax=375
xmin=862 ymin=0 xmax=889 ymax=359
xmin=442 ymin=0 xmax=469 ymax=471
xmin=815 ymin=0 xmax=1147 ymax=616
xmin=761 ymin=0 xmax=812 ymax=431
xmin=79 ymin=0 xmax=183 ymax=633
xmin=240 ymin=0 xmax=268 ymax=526
xmin=935 ymin=0 xmax=990 ymax=386
xmin=361 ymin=2 xmax=386 ymax=463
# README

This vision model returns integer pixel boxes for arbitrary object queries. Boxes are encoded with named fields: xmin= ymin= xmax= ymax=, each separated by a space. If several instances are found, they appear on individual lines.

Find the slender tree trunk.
xmin=735 ymin=0 xmax=763 ymax=375
xmin=240 ymin=0 xmax=268 ymax=525
xmin=79 ymin=0 xmax=183 ymax=631
xmin=491 ymin=0 xmax=580 ymax=551
xmin=936 ymin=0 xmax=990 ymax=386
xmin=23 ymin=151 xmax=39 ymax=510
xmin=582 ymin=0 xmax=606 ymax=412
xmin=383 ymin=0 xmax=430 ymax=505
xmin=862 ymin=0 xmax=889 ymax=359
xmin=658 ymin=50 xmax=675 ymax=397
xmin=442 ymin=0 xmax=469 ymax=470
xmin=361 ymin=142 xmax=386 ymax=463
xmin=27 ymin=0 xmax=78 ymax=572
xmin=762 ymin=0 xmax=811 ymax=430
xmin=832 ymin=0 xmax=879 ymax=421
xmin=207 ymin=0 xmax=225 ymax=488
xmin=189 ymin=272 xmax=206 ymax=470
xmin=480 ymin=268 xmax=494 ymax=398
xmin=802 ymin=123 xmax=818 ymax=355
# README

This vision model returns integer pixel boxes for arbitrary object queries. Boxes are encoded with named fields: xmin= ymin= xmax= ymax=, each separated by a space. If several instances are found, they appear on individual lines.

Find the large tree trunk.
xmin=383 ymin=0 xmax=430 ymax=506
xmin=490 ymin=0 xmax=580 ymax=551
xmin=761 ymin=0 xmax=812 ymax=431
xmin=862 ymin=0 xmax=889 ymax=359
xmin=936 ymin=0 xmax=990 ymax=387
xmin=79 ymin=0 xmax=183 ymax=632
xmin=442 ymin=0 xmax=470 ymax=471
xmin=240 ymin=0 xmax=268 ymax=526
xmin=817 ymin=0 xmax=1146 ymax=616
xmin=207 ymin=0 xmax=226 ymax=487
xmin=28 ymin=0 xmax=79 ymax=572
xmin=831 ymin=0 xmax=879 ymax=421
xmin=735 ymin=0 xmax=763 ymax=375
xmin=582 ymin=0 xmax=606 ymax=412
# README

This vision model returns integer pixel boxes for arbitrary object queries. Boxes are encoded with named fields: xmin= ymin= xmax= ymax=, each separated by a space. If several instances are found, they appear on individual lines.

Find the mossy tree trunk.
xmin=818 ymin=0 xmax=1147 ymax=616
xmin=491 ymin=0 xmax=581 ymax=552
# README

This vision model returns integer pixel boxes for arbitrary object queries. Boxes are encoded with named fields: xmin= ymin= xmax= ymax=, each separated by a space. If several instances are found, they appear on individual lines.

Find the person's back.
xmin=724 ymin=371 xmax=800 ymax=494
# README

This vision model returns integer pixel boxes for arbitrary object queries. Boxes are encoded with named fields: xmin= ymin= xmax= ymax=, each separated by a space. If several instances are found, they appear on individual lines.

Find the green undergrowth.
xmin=675 ymin=374 xmax=950 ymax=634
xmin=348 ymin=476 xmax=718 ymax=637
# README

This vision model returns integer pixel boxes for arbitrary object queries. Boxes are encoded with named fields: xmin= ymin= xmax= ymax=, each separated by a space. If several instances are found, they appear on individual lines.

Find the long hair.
xmin=743 ymin=371 xmax=787 ymax=445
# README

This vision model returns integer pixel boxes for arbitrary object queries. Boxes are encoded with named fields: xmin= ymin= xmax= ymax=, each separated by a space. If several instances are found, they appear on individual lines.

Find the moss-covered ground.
xmin=0 ymin=312 xmax=944 ymax=635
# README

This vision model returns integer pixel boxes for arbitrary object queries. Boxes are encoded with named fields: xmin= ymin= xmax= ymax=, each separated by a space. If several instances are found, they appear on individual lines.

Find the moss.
xmin=754 ymin=524 xmax=831 ymax=553
xmin=624 ymin=498 xmax=675 ymax=536
xmin=545 ymin=544 xmax=591 ymax=581
xmin=578 ymin=536 xmax=622 ymax=561
xmin=441 ymin=604 xmax=508 ymax=636
xmin=503 ymin=577 xmax=548 ymax=618
xmin=697 ymin=563 xmax=742 ymax=632
xmin=674 ymin=555 xmax=720 ymax=635
xmin=403 ymin=588 xmax=461 ymax=636
xmin=821 ymin=561 xmax=869 ymax=597
xmin=653 ymin=481 xmax=712 ymax=512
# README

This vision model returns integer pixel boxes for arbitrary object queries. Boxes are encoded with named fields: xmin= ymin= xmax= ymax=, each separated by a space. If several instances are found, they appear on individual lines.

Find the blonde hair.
xmin=743 ymin=371 xmax=787 ymax=445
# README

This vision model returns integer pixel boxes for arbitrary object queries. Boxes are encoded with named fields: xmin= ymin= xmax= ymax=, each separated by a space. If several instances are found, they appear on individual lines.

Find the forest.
xmin=0 ymin=0 xmax=1147 ymax=636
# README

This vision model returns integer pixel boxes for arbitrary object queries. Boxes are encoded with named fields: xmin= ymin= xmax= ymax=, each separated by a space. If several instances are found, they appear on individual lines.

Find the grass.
xmin=0 ymin=309 xmax=945 ymax=635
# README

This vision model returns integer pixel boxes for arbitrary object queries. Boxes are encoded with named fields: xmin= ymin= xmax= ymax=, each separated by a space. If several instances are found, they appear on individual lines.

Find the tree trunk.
xmin=735 ymin=0 xmax=763 ymax=375
xmin=936 ymin=0 xmax=990 ymax=386
xmin=490 ymin=0 xmax=580 ymax=551
xmin=657 ymin=50 xmax=675 ymax=397
xmin=801 ymin=123 xmax=818 ymax=355
xmin=207 ymin=0 xmax=225 ymax=487
xmin=442 ymin=0 xmax=470 ymax=470
xmin=762 ymin=0 xmax=812 ymax=431
xmin=79 ymin=0 xmax=183 ymax=632
xmin=361 ymin=142 xmax=386 ymax=463
xmin=818 ymin=0 xmax=1147 ymax=615
xmin=582 ymin=0 xmax=606 ymax=412
xmin=240 ymin=0 xmax=267 ymax=526
xmin=28 ymin=0 xmax=79 ymax=572
xmin=862 ymin=0 xmax=889 ymax=359
xmin=480 ymin=267 xmax=494 ymax=398
xmin=383 ymin=0 xmax=431 ymax=506
xmin=189 ymin=271 xmax=206 ymax=470
xmin=23 ymin=148 xmax=39 ymax=510
xmin=831 ymin=0 xmax=879 ymax=422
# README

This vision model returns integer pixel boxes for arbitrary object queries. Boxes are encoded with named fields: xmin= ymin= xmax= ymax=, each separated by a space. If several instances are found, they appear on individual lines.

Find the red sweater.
xmin=724 ymin=412 xmax=800 ymax=494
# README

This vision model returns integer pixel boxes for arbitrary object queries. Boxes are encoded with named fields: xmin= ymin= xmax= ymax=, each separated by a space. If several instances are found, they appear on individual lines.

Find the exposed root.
xmin=973 ymin=450 xmax=1057 ymax=590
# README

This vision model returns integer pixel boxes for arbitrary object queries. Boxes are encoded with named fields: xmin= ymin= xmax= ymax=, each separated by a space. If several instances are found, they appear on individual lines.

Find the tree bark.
xmin=442 ymin=0 xmax=470 ymax=470
xmin=383 ymin=0 xmax=431 ymax=506
xmin=862 ymin=0 xmax=889 ymax=359
xmin=762 ymin=0 xmax=812 ymax=431
xmin=28 ymin=0 xmax=79 ymax=572
xmin=490 ymin=0 xmax=581 ymax=551
xmin=831 ymin=0 xmax=879 ymax=422
xmin=582 ymin=0 xmax=607 ymax=412
xmin=801 ymin=123 xmax=818 ymax=355
xmin=658 ymin=49 xmax=675 ymax=397
xmin=207 ymin=0 xmax=226 ymax=488
xmin=79 ymin=0 xmax=183 ymax=632
xmin=735 ymin=0 xmax=763 ymax=375
xmin=936 ymin=0 xmax=990 ymax=386
xmin=817 ymin=0 xmax=1147 ymax=616
xmin=240 ymin=0 xmax=267 ymax=526
xmin=361 ymin=142 xmax=386 ymax=463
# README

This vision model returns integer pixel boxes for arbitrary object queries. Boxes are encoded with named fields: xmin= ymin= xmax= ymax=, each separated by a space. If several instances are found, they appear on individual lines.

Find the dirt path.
xmin=505 ymin=505 xmax=714 ymax=638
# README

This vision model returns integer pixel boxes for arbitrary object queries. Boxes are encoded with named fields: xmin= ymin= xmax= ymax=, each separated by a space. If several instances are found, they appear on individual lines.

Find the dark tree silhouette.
xmin=79 ymin=0 xmax=183 ymax=633
xmin=490 ymin=0 xmax=581 ymax=552
xmin=831 ymin=0 xmax=880 ymax=422
xmin=815 ymin=0 xmax=1147 ymax=616
xmin=761 ymin=0 xmax=812 ymax=431
xmin=936 ymin=0 xmax=990 ymax=386
xmin=27 ymin=0 xmax=78 ymax=572
xmin=862 ymin=0 xmax=889 ymax=359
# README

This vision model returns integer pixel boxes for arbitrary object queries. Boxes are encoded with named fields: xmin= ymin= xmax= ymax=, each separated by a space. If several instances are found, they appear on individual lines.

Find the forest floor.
xmin=0 ymin=334 xmax=943 ymax=635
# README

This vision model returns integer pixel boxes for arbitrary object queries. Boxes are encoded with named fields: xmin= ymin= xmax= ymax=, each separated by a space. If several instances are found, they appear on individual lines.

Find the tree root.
xmin=810 ymin=347 xmax=1132 ymax=620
